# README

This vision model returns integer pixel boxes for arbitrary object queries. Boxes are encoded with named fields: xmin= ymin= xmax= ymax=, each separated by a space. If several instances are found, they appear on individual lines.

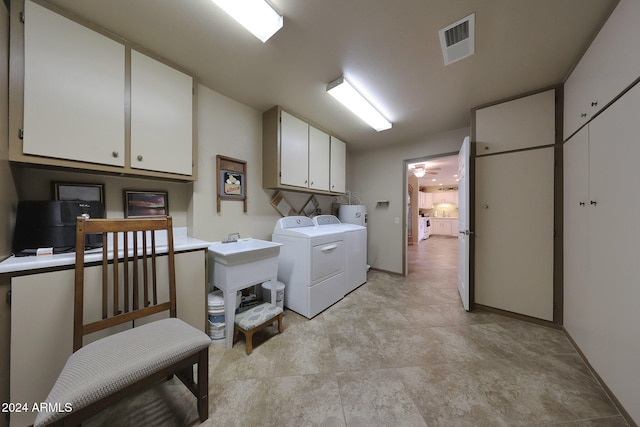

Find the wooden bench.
xmin=233 ymin=303 xmax=284 ymax=355
xmin=34 ymin=217 xmax=210 ymax=426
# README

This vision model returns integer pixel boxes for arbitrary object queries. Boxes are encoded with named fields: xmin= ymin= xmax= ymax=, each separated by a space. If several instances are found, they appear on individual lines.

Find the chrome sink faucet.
xmin=222 ymin=232 xmax=240 ymax=243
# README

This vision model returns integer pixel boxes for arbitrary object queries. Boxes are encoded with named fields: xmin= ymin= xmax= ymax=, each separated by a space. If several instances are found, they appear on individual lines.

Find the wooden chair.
xmin=34 ymin=216 xmax=210 ymax=427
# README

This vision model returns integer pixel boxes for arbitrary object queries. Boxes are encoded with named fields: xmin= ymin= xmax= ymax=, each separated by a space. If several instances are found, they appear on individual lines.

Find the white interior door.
xmin=457 ymin=137 xmax=471 ymax=310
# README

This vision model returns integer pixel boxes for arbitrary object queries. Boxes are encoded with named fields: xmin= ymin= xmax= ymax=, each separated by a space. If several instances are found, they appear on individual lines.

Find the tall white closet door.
xmin=130 ymin=50 xmax=193 ymax=175
xmin=23 ymin=0 xmax=125 ymax=166
xmin=475 ymin=147 xmax=555 ymax=321
xmin=585 ymin=83 xmax=640 ymax=415
xmin=562 ymin=127 xmax=590 ymax=339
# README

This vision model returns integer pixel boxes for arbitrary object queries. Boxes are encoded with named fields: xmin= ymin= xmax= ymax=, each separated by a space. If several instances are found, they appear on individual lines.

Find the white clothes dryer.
xmin=272 ymin=216 xmax=346 ymax=318
xmin=313 ymin=215 xmax=367 ymax=294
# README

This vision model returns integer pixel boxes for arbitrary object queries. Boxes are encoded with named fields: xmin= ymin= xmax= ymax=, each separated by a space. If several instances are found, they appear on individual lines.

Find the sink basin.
xmin=208 ymin=238 xmax=283 ymax=266
xmin=207 ymin=238 xmax=284 ymax=349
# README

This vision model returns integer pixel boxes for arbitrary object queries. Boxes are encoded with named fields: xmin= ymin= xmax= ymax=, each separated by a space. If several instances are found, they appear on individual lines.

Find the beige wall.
xmin=189 ymin=84 xmax=338 ymax=243
xmin=348 ymin=127 xmax=468 ymax=274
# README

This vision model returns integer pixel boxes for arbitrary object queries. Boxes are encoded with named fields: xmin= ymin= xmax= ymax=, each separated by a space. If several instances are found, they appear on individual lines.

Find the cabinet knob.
xmin=590 ymin=200 xmax=597 ymax=206
xmin=579 ymin=201 xmax=585 ymax=206
xmin=137 ymin=155 xmax=143 ymax=161
xmin=112 ymin=151 xmax=119 ymax=158
xmin=580 ymin=113 xmax=588 ymax=118
xmin=591 ymin=101 xmax=598 ymax=107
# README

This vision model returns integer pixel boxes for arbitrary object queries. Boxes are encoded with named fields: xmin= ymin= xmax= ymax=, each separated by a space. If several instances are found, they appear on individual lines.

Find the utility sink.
xmin=208 ymin=238 xmax=283 ymax=266
xmin=207 ymin=238 xmax=283 ymax=348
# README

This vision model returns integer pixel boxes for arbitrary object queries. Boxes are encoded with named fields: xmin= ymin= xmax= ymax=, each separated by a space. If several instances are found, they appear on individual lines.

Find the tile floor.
xmin=85 ymin=235 xmax=628 ymax=426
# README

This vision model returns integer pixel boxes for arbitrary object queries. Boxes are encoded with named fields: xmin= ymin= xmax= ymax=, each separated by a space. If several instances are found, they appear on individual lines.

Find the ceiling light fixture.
xmin=326 ymin=76 xmax=392 ymax=132
xmin=211 ymin=0 xmax=283 ymax=43
xmin=413 ymin=166 xmax=426 ymax=178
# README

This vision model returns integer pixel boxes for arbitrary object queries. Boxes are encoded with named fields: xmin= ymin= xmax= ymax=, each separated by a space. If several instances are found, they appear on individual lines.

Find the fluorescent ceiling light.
xmin=326 ymin=76 xmax=392 ymax=132
xmin=212 ymin=0 xmax=283 ymax=43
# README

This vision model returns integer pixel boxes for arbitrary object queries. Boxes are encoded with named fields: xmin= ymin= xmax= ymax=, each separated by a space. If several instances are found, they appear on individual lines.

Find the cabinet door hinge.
xmin=18 ymin=128 xmax=24 ymax=139
xmin=20 ymin=12 xmax=25 ymax=24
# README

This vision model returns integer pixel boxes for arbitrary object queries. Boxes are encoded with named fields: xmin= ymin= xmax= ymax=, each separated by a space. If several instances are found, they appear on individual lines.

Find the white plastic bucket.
xmin=261 ymin=281 xmax=285 ymax=309
xmin=207 ymin=290 xmax=239 ymax=342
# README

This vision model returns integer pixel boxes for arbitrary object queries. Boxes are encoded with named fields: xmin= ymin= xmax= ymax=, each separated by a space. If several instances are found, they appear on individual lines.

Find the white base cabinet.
xmin=8 ymin=249 xmax=206 ymax=427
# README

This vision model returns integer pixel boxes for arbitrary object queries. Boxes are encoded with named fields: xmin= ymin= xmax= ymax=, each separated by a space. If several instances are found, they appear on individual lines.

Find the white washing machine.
xmin=272 ymin=216 xmax=346 ymax=318
xmin=312 ymin=215 xmax=367 ymax=294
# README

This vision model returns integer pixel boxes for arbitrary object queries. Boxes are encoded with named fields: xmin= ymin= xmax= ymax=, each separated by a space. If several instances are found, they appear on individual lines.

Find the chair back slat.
xmin=152 ymin=232 xmax=158 ymax=305
xmin=123 ymin=232 xmax=129 ymax=313
xmin=73 ymin=216 xmax=177 ymax=352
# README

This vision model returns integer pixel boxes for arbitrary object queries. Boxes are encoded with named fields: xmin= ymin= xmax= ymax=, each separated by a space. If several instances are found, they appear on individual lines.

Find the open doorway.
xmin=406 ymin=154 xmax=460 ymax=266
xmin=403 ymin=138 xmax=471 ymax=310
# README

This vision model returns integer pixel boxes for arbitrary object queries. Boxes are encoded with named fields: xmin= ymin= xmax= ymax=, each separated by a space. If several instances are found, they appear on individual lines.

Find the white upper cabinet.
xmin=330 ymin=136 xmax=346 ymax=194
xmin=563 ymin=0 xmax=640 ymax=140
xmin=263 ymin=106 xmax=346 ymax=195
xmin=308 ymin=126 xmax=330 ymax=191
xmin=23 ymin=0 xmax=125 ymax=166
xmin=475 ymin=89 xmax=556 ymax=155
xmin=11 ymin=0 xmax=197 ymax=181
xmin=130 ymin=50 xmax=193 ymax=176
xmin=280 ymin=110 xmax=310 ymax=188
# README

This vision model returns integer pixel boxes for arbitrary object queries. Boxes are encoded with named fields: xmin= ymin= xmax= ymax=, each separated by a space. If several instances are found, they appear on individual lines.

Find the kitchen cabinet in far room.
xmin=263 ymin=106 xmax=346 ymax=195
xmin=419 ymin=191 xmax=433 ymax=209
xmin=430 ymin=218 xmax=453 ymax=236
xmin=432 ymin=191 xmax=458 ymax=206
xmin=8 ymin=249 xmax=206 ymax=427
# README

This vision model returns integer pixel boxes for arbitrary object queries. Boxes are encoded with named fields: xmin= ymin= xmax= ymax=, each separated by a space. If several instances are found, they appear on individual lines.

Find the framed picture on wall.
xmin=123 ymin=190 xmax=169 ymax=218
xmin=53 ymin=182 xmax=104 ymax=204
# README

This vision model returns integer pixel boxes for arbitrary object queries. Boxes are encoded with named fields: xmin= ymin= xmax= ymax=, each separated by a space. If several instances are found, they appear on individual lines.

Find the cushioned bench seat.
xmin=234 ymin=303 xmax=283 ymax=355
xmin=34 ymin=318 xmax=211 ymax=426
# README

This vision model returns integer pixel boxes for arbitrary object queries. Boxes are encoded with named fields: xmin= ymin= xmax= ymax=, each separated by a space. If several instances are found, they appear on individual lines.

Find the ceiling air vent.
xmin=439 ymin=13 xmax=475 ymax=66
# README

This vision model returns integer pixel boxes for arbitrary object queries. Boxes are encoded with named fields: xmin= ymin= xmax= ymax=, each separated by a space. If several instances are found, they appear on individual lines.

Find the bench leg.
xmin=245 ymin=330 xmax=254 ymax=355
xmin=277 ymin=313 xmax=284 ymax=334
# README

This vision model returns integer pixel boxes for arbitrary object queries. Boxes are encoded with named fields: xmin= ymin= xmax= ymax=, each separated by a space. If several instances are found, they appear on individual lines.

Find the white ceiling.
xmin=43 ymin=0 xmax=618 ymax=152
xmin=409 ymin=155 xmax=459 ymax=187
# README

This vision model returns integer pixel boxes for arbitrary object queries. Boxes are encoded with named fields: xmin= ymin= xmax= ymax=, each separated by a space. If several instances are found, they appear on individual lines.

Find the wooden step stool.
xmin=233 ymin=303 xmax=284 ymax=355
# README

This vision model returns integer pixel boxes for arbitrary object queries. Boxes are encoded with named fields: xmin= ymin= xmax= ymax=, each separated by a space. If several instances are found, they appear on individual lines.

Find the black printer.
xmin=12 ymin=200 xmax=105 ymax=256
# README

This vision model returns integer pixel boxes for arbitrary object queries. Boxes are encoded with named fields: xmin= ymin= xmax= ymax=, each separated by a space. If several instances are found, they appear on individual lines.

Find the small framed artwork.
xmin=216 ymin=155 xmax=247 ymax=212
xmin=219 ymin=170 xmax=245 ymax=198
xmin=53 ymin=182 xmax=104 ymax=204
xmin=124 ymin=191 xmax=169 ymax=218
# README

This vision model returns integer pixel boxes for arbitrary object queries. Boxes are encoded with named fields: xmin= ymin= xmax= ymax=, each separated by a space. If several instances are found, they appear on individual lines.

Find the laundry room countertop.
xmin=0 ymin=227 xmax=210 ymax=275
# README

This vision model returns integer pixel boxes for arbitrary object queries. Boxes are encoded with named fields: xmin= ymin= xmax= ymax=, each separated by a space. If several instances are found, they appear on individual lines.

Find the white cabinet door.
xmin=563 ymin=0 xmax=640 ymax=140
xmin=280 ymin=111 xmax=309 ymax=188
xmin=475 ymin=90 xmax=556 ymax=154
xmin=475 ymin=147 xmax=555 ymax=321
xmin=330 ymin=136 xmax=346 ymax=193
xmin=562 ymin=126 xmax=590 ymax=345
xmin=308 ymin=126 xmax=330 ymax=191
xmin=130 ymin=50 xmax=193 ymax=176
xmin=23 ymin=0 xmax=125 ymax=167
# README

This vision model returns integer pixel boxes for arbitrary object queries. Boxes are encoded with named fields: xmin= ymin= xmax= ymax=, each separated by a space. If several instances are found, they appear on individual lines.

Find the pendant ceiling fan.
xmin=410 ymin=164 xmax=441 ymax=178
